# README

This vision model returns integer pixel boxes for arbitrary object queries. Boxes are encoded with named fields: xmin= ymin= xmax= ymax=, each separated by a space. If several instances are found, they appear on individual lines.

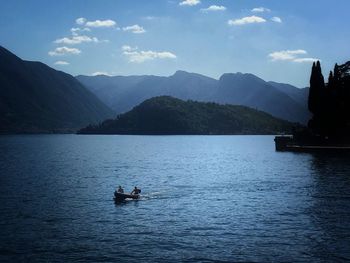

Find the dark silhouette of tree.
xmin=307 ymin=60 xmax=350 ymax=139
xmin=308 ymin=61 xmax=325 ymax=134
xmin=327 ymin=71 xmax=333 ymax=88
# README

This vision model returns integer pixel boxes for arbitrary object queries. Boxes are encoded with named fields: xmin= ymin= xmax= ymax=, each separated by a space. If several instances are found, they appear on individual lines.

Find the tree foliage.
xmin=78 ymin=96 xmax=296 ymax=135
xmin=307 ymin=60 xmax=350 ymax=138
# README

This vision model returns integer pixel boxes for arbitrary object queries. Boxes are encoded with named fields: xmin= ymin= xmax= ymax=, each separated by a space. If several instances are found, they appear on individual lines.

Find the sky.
xmin=0 ymin=0 xmax=349 ymax=88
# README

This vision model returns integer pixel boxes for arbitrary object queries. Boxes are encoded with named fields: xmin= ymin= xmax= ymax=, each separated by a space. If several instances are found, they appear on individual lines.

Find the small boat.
xmin=114 ymin=192 xmax=140 ymax=202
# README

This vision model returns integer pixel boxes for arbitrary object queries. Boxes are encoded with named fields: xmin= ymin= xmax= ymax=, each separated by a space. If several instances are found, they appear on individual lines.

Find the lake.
xmin=0 ymin=135 xmax=350 ymax=262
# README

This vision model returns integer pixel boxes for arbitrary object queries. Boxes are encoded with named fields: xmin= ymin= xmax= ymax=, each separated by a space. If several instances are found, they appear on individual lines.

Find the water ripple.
xmin=0 ymin=135 xmax=350 ymax=262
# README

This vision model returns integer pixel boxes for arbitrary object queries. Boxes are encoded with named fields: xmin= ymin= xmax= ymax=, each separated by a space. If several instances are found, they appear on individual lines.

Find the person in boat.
xmin=117 ymin=185 xmax=124 ymax=193
xmin=130 ymin=186 xmax=141 ymax=195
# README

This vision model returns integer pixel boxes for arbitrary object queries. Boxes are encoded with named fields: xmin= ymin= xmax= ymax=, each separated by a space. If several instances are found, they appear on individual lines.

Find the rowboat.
xmin=114 ymin=192 xmax=140 ymax=202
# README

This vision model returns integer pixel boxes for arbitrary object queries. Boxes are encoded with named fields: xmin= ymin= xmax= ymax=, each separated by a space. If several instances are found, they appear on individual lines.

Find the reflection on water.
xmin=306 ymin=153 xmax=350 ymax=261
xmin=0 ymin=135 xmax=349 ymax=262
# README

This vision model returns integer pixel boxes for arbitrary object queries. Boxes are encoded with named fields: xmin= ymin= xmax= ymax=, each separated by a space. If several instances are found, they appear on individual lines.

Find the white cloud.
xmin=121 ymin=45 xmax=138 ymax=52
xmin=228 ymin=16 xmax=266 ymax=26
xmin=54 ymin=61 xmax=69 ymax=65
xmin=269 ymin=50 xmax=307 ymax=61
xmin=76 ymin=17 xmax=86 ymax=25
xmin=91 ymin=71 xmax=112 ymax=76
xmin=179 ymin=0 xmax=200 ymax=6
xmin=70 ymin=27 xmax=91 ymax=36
xmin=122 ymin=46 xmax=176 ymax=63
xmin=143 ymin=16 xmax=156 ymax=20
xmin=48 ymin=47 xmax=81 ymax=56
xmin=269 ymin=49 xmax=318 ymax=63
xmin=251 ymin=7 xmax=271 ymax=13
xmin=201 ymin=5 xmax=226 ymax=12
xmin=54 ymin=35 xmax=104 ymax=45
xmin=293 ymin=58 xmax=319 ymax=63
xmin=75 ymin=17 xmax=116 ymax=28
xmin=85 ymin=19 xmax=116 ymax=28
xmin=122 ymin=24 xmax=146 ymax=34
xmin=271 ymin=16 xmax=282 ymax=23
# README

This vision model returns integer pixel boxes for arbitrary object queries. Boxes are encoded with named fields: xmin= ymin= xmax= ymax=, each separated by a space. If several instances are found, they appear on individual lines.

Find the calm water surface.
xmin=0 ymin=135 xmax=350 ymax=262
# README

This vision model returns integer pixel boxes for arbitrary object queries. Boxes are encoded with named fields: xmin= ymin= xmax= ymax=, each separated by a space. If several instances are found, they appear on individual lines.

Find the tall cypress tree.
xmin=307 ymin=60 xmax=350 ymax=139
xmin=333 ymin=63 xmax=340 ymax=89
xmin=308 ymin=62 xmax=317 ymax=114
xmin=308 ymin=61 xmax=325 ymax=133
xmin=315 ymin=61 xmax=326 ymax=93
xmin=308 ymin=61 xmax=325 ymax=114
xmin=328 ymin=71 xmax=334 ymax=89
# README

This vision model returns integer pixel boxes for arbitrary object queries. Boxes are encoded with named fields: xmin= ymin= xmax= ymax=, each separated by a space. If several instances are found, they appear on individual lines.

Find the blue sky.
xmin=0 ymin=0 xmax=349 ymax=87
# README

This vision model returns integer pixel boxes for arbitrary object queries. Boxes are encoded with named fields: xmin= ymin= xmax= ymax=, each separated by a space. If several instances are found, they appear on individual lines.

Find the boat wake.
xmin=114 ymin=191 xmax=165 ymax=204
xmin=139 ymin=191 xmax=165 ymax=200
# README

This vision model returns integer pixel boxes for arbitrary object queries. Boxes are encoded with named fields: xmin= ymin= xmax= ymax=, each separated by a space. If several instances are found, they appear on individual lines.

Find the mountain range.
xmin=0 ymin=46 xmax=114 ymax=133
xmin=77 ymin=70 xmax=311 ymax=124
xmin=78 ymin=96 xmax=296 ymax=135
xmin=0 ymin=45 xmax=310 ymax=134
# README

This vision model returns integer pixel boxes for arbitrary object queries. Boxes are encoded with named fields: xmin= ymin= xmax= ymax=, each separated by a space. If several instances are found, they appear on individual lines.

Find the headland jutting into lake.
xmin=275 ymin=60 xmax=350 ymax=152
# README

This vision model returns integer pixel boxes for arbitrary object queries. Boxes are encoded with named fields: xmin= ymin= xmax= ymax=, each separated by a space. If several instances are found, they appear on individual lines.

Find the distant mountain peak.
xmin=172 ymin=70 xmax=194 ymax=77
xmin=0 ymin=46 xmax=114 ymax=133
xmin=0 ymin=45 xmax=25 ymax=68
xmin=78 ymin=68 xmax=309 ymax=124
xmin=171 ymin=70 xmax=217 ymax=82
xmin=174 ymin=70 xmax=189 ymax=74
xmin=220 ymin=72 xmax=262 ymax=81
xmin=0 ymin=45 xmax=15 ymax=56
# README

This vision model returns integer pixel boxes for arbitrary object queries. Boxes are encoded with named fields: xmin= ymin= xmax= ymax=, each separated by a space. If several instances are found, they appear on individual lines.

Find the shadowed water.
xmin=0 ymin=135 xmax=350 ymax=262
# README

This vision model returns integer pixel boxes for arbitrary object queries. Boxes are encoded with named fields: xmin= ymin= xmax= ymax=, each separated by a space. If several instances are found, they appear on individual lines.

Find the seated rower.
xmin=130 ymin=186 xmax=141 ymax=195
xmin=117 ymin=185 xmax=124 ymax=193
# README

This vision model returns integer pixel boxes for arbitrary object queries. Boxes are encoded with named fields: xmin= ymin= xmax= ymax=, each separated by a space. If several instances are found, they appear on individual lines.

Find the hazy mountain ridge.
xmin=0 ymin=45 xmax=310 ymax=134
xmin=77 ymin=71 xmax=310 ymax=124
xmin=0 ymin=46 xmax=114 ymax=133
xmin=78 ymin=96 xmax=296 ymax=135
xmin=268 ymin=81 xmax=310 ymax=110
xmin=77 ymin=70 xmax=218 ymax=114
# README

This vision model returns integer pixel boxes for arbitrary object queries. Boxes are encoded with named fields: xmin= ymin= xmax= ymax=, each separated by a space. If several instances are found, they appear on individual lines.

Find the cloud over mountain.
xmin=54 ymin=60 xmax=69 ymax=65
xmin=54 ymin=35 xmax=102 ymax=45
xmin=48 ymin=46 xmax=81 ymax=56
xmin=122 ymin=46 xmax=177 ymax=63
xmin=85 ymin=19 xmax=116 ymax=28
xmin=228 ymin=16 xmax=266 ymax=26
xmin=268 ymin=49 xmax=318 ymax=63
